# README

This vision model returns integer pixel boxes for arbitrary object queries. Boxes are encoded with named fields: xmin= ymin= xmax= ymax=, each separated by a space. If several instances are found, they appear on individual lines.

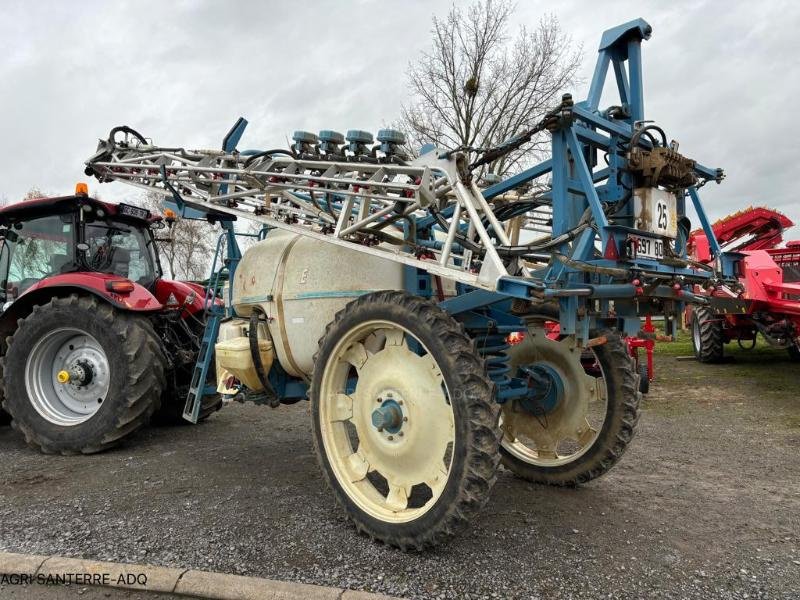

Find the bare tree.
xmin=23 ymin=186 xmax=46 ymax=200
xmin=139 ymin=191 xmax=216 ymax=281
xmin=399 ymin=1 xmax=581 ymax=176
xmin=6 ymin=187 xmax=60 ymax=281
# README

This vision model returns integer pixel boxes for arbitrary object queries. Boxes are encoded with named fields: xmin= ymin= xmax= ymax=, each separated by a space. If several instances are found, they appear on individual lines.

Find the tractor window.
xmin=4 ymin=214 xmax=73 ymax=295
xmin=83 ymin=221 xmax=157 ymax=287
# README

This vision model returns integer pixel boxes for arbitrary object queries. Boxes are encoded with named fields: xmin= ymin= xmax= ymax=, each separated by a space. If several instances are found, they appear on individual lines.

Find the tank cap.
xmin=292 ymin=130 xmax=318 ymax=144
xmin=346 ymin=130 xmax=373 ymax=144
xmin=377 ymin=129 xmax=406 ymax=145
xmin=319 ymin=130 xmax=345 ymax=144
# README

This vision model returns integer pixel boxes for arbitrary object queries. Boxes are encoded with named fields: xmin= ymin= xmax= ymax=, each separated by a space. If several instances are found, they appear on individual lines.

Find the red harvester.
xmin=687 ymin=206 xmax=800 ymax=362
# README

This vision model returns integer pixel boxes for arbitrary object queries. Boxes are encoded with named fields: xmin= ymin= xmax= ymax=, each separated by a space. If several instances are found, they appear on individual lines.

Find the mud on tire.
xmin=0 ymin=295 xmax=166 ymax=454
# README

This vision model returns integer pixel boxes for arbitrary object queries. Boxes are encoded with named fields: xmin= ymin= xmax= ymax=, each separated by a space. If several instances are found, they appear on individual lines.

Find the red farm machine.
xmin=687 ymin=206 xmax=800 ymax=361
xmin=0 ymin=185 xmax=222 ymax=451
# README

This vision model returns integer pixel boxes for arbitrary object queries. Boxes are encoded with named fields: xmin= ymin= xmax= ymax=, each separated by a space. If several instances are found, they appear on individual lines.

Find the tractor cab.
xmin=0 ymin=189 xmax=163 ymax=310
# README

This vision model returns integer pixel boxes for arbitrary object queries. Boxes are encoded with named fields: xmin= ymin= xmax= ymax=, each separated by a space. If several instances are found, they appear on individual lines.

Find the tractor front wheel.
xmin=311 ymin=291 xmax=500 ymax=550
xmin=691 ymin=306 xmax=725 ymax=363
xmin=0 ymin=295 xmax=166 ymax=454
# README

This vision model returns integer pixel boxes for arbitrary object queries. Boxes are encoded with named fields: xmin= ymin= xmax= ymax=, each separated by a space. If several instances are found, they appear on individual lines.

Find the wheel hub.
xmin=371 ymin=396 xmax=405 ymax=435
xmin=63 ymin=360 xmax=95 ymax=386
xmin=519 ymin=363 xmax=563 ymax=415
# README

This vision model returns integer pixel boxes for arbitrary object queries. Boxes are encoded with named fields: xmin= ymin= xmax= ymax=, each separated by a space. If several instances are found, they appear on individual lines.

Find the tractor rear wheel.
xmin=691 ymin=306 xmax=725 ymax=363
xmin=500 ymin=328 xmax=640 ymax=486
xmin=310 ymin=291 xmax=500 ymax=550
xmin=153 ymin=387 xmax=222 ymax=425
xmin=0 ymin=295 xmax=166 ymax=454
xmin=788 ymin=344 xmax=800 ymax=362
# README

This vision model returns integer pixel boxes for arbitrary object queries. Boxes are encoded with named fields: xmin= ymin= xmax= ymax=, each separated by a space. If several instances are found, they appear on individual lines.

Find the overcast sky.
xmin=1 ymin=0 xmax=798 ymax=239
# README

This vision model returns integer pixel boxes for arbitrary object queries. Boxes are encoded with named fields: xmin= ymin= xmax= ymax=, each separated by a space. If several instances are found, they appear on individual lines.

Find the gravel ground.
xmin=1 ymin=345 xmax=798 ymax=600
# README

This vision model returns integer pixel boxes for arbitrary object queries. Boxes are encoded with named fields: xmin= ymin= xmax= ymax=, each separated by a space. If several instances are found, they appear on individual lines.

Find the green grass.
xmin=652 ymin=329 xmax=798 ymax=400
xmin=654 ymin=328 xmax=792 ymax=360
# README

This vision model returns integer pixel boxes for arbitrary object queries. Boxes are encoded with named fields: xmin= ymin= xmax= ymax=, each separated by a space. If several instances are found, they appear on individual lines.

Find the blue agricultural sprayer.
xmin=84 ymin=19 xmax=732 ymax=549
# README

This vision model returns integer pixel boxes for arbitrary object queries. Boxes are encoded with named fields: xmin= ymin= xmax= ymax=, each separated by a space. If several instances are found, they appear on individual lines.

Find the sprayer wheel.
xmin=500 ymin=328 xmax=640 ymax=486
xmin=310 ymin=290 xmax=500 ymax=550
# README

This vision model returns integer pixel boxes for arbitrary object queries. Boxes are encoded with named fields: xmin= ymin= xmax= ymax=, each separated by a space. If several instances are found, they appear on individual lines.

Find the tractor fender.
xmin=154 ymin=279 xmax=216 ymax=317
xmin=0 ymin=274 xmax=162 ymax=338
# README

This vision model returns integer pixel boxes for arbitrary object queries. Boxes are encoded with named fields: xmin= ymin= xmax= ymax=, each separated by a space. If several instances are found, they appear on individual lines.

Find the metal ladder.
xmin=182 ymin=221 xmax=240 ymax=422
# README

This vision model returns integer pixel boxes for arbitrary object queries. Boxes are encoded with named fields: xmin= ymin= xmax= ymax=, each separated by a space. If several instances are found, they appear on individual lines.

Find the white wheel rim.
xmin=501 ymin=329 xmax=608 ymax=467
xmin=318 ymin=320 xmax=455 ymax=523
xmin=25 ymin=328 xmax=110 ymax=426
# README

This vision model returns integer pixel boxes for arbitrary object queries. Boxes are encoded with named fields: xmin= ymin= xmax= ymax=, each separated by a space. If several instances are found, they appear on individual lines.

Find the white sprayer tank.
xmin=231 ymin=230 xmax=404 ymax=378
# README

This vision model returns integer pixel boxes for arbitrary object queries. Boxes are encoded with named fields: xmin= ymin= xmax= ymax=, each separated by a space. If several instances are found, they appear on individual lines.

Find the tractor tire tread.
xmin=692 ymin=306 xmax=725 ymax=363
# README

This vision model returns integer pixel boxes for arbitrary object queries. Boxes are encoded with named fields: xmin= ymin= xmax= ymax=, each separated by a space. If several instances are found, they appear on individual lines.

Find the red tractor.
xmin=687 ymin=206 xmax=800 ymax=362
xmin=0 ymin=185 xmax=221 ymax=453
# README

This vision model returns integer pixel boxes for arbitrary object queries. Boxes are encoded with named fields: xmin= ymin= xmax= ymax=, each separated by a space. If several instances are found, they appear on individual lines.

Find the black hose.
xmin=631 ymin=124 xmax=668 ymax=149
xmin=249 ymin=312 xmax=278 ymax=405
xmin=108 ymin=125 xmax=147 ymax=146
xmin=244 ymin=149 xmax=296 ymax=167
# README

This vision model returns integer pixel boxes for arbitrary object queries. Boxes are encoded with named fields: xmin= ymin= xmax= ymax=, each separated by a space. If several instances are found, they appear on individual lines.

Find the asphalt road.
xmin=1 ymin=349 xmax=798 ymax=599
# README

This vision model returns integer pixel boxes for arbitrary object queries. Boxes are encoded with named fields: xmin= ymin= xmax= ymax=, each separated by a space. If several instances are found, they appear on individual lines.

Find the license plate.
xmin=628 ymin=234 xmax=664 ymax=261
xmin=118 ymin=203 xmax=151 ymax=220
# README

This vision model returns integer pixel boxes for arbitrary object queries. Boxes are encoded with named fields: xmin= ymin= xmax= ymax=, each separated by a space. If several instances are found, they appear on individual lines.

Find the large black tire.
xmin=153 ymin=387 xmax=222 ymax=425
xmin=0 ymin=295 xmax=166 ymax=454
xmin=500 ymin=330 xmax=640 ymax=486
xmin=310 ymin=291 xmax=501 ymax=551
xmin=638 ymin=363 xmax=650 ymax=394
xmin=149 ymin=318 xmax=222 ymax=425
xmin=691 ymin=306 xmax=725 ymax=363
xmin=0 ymin=340 xmax=9 ymax=425
xmin=788 ymin=344 xmax=800 ymax=362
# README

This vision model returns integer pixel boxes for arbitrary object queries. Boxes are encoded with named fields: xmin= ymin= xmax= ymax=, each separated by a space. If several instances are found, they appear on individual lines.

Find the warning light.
xmin=105 ymin=280 xmax=135 ymax=294
xmin=163 ymin=209 xmax=177 ymax=229
xmin=506 ymin=331 xmax=526 ymax=345
xmin=75 ymin=182 xmax=89 ymax=196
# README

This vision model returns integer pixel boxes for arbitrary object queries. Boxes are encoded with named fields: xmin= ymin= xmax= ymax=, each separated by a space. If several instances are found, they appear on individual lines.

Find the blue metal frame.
xmin=426 ymin=19 xmax=728 ymax=333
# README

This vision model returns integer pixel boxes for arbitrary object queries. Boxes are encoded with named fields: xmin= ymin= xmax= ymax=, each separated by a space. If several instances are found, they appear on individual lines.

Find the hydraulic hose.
xmin=630 ymin=124 xmax=668 ymax=149
xmin=249 ymin=312 xmax=278 ymax=405
xmin=244 ymin=149 xmax=296 ymax=167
